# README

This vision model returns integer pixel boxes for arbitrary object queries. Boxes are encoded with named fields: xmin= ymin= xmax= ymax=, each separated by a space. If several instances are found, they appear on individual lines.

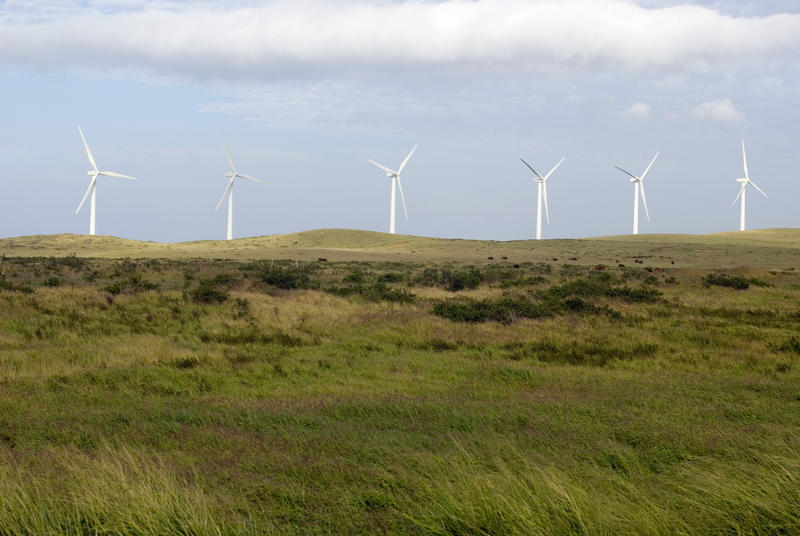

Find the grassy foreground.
xmin=0 ymin=230 xmax=799 ymax=534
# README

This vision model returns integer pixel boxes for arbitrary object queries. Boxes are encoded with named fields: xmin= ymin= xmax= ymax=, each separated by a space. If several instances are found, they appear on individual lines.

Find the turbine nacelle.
xmin=736 ymin=178 xmax=748 ymax=183
xmin=367 ymin=144 xmax=417 ymax=232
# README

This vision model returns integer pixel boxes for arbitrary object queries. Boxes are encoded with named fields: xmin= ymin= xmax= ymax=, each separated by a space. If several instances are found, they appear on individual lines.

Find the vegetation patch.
xmin=259 ymin=263 xmax=317 ymax=290
xmin=704 ymin=273 xmax=772 ymax=290
xmin=503 ymin=339 xmax=658 ymax=366
xmin=105 ymin=274 xmax=159 ymax=295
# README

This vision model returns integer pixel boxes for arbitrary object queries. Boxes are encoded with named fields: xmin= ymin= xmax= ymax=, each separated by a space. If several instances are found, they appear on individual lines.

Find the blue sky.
xmin=1 ymin=0 xmax=798 ymax=242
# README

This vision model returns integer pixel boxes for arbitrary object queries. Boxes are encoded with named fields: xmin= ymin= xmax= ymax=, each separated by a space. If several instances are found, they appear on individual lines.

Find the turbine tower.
xmin=368 ymin=145 xmax=417 ymax=234
xmin=75 ymin=126 xmax=137 ymax=236
xmin=215 ymin=138 xmax=265 ymax=241
xmin=520 ymin=157 xmax=565 ymax=240
xmin=615 ymin=152 xmax=659 ymax=235
xmin=733 ymin=139 xmax=767 ymax=232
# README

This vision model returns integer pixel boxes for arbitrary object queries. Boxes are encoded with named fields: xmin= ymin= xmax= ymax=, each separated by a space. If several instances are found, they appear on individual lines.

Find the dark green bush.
xmin=539 ymin=278 xmax=661 ymax=303
xmin=42 ymin=277 xmax=62 ymax=287
xmin=326 ymin=283 xmax=415 ymax=303
xmin=704 ymin=274 xmax=750 ymax=290
xmin=413 ymin=267 xmax=483 ymax=291
xmin=105 ymin=274 xmax=158 ymax=295
xmin=777 ymin=337 xmax=800 ymax=355
xmin=378 ymin=272 xmax=403 ymax=283
xmin=432 ymin=296 xmax=554 ymax=324
xmin=188 ymin=281 xmax=229 ymax=304
xmin=260 ymin=264 xmax=314 ymax=290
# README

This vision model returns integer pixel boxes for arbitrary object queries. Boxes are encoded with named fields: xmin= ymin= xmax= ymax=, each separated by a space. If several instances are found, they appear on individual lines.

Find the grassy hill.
xmin=2 ymin=227 xmax=799 ymax=267
xmin=0 ymin=229 xmax=799 ymax=533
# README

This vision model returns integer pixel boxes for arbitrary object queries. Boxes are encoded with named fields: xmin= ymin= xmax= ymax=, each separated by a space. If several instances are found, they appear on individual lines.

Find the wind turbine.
xmin=520 ymin=157 xmax=565 ymax=240
xmin=368 ymin=145 xmax=417 ymax=234
xmin=615 ymin=152 xmax=659 ymax=235
xmin=75 ymin=126 xmax=137 ymax=236
xmin=733 ymin=139 xmax=767 ymax=232
xmin=215 ymin=138 xmax=265 ymax=241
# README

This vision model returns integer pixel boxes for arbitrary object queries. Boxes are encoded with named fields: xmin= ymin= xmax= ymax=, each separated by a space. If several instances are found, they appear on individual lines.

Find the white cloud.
xmin=692 ymin=98 xmax=746 ymax=122
xmin=623 ymin=102 xmax=652 ymax=120
xmin=0 ymin=1 xmax=798 ymax=81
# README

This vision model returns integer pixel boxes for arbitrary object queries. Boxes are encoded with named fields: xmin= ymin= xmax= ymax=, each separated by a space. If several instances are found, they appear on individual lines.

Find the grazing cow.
xmin=318 ymin=258 xmax=327 ymax=262
xmin=552 ymin=258 xmax=558 ymax=261
xmin=513 ymin=264 xmax=520 ymax=269
xmin=488 ymin=257 xmax=494 ymax=260
xmin=501 ymin=256 xmax=508 ymax=260
xmin=618 ymin=264 xmax=626 ymax=268
xmin=593 ymin=264 xmax=607 ymax=271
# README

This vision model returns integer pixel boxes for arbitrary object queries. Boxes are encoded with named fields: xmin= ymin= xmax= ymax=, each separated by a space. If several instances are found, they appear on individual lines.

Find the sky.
xmin=0 ymin=0 xmax=798 ymax=242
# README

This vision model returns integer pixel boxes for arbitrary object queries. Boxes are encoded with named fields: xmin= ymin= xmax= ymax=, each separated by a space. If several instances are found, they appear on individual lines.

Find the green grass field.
xmin=0 ymin=229 xmax=799 ymax=534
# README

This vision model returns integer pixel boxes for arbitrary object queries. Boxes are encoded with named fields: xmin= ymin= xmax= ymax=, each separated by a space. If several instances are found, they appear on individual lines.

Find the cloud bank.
xmin=1 ymin=0 xmax=799 ymax=81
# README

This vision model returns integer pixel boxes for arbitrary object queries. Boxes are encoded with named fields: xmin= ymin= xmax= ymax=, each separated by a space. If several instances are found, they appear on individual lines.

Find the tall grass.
xmin=403 ymin=444 xmax=800 ymax=535
xmin=0 ymin=446 xmax=260 ymax=535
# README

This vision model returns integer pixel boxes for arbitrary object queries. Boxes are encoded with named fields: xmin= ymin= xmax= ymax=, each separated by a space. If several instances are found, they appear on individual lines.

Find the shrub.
xmin=378 ymin=272 xmax=404 ymax=283
xmin=326 ymin=283 xmax=415 ymax=303
xmin=704 ymin=274 xmax=750 ymax=290
xmin=188 ymin=280 xmax=229 ymax=304
xmin=413 ymin=267 xmax=483 ymax=291
xmin=776 ymin=337 xmax=800 ymax=355
xmin=539 ymin=278 xmax=662 ymax=303
xmin=42 ymin=277 xmax=62 ymax=287
xmin=260 ymin=264 xmax=314 ymax=290
xmin=105 ymin=274 xmax=158 ymax=295
xmin=432 ymin=296 xmax=554 ymax=324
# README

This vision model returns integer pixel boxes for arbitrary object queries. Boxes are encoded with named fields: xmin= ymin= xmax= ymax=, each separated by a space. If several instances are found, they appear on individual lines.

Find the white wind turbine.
xmin=520 ymin=157 xmax=565 ymax=240
xmin=368 ymin=145 xmax=417 ymax=234
xmin=75 ymin=126 xmax=137 ymax=236
xmin=215 ymin=138 xmax=265 ymax=241
xmin=615 ymin=152 xmax=659 ymax=235
xmin=733 ymin=139 xmax=767 ymax=232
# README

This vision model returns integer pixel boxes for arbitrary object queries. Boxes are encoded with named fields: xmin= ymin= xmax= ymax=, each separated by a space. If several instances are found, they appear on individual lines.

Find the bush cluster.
xmin=414 ymin=267 xmax=483 ymax=291
xmin=432 ymin=296 xmax=555 ymax=324
xmin=326 ymin=282 xmax=415 ymax=303
xmin=259 ymin=264 xmax=316 ymax=290
xmin=704 ymin=274 xmax=751 ymax=290
xmin=105 ymin=274 xmax=158 ymax=295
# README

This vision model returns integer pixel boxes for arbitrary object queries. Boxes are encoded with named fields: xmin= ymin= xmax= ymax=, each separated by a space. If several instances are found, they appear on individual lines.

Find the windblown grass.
xmin=0 ymin=242 xmax=798 ymax=533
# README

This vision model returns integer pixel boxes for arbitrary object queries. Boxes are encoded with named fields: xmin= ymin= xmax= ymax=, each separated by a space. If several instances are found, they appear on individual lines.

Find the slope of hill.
xmin=1 ymin=228 xmax=798 ymax=267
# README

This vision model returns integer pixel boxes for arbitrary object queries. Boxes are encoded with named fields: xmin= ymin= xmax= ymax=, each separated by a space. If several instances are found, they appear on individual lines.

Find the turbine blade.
xmin=742 ymin=139 xmax=749 ymax=180
xmin=75 ymin=177 xmax=96 ymax=214
xmin=732 ymin=183 xmax=746 ymax=205
xmin=397 ymin=144 xmax=417 ymax=175
xmin=542 ymin=181 xmax=550 ymax=225
xmin=640 ymin=152 xmax=659 ymax=181
xmin=520 ymin=158 xmax=544 ymax=180
xmin=749 ymin=180 xmax=768 ymax=198
xmin=78 ymin=126 xmax=98 ymax=171
xmin=237 ymin=173 xmax=266 ymax=184
xmin=100 ymin=171 xmax=137 ymax=180
xmin=640 ymin=182 xmax=650 ymax=222
xmin=224 ymin=133 xmax=236 ymax=172
xmin=615 ymin=166 xmax=639 ymax=180
xmin=368 ymin=160 xmax=397 ymax=175
xmin=397 ymin=175 xmax=409 ymax=220
xmin=215 ymin=179 xmax=234 ymax=212
xmin=543 ymin=157 xmax=566 ymax=181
